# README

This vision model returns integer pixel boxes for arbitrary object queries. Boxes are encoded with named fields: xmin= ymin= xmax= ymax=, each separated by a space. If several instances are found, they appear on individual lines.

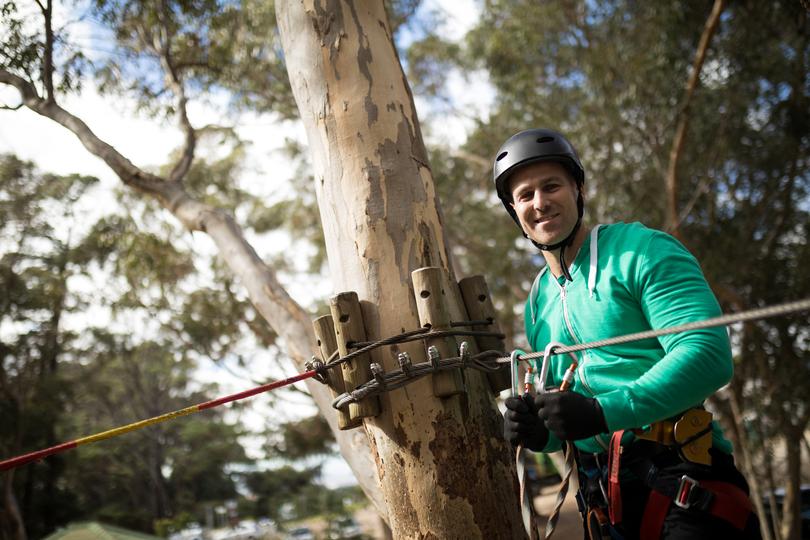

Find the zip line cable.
xmin=1 ymin=298 xmax=808 ymax=473
xmin=496 ymin=297 xmax=810 ymax=364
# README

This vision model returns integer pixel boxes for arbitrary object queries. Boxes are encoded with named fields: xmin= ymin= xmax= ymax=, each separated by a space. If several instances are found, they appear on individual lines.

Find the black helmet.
xmin=492 ymin=128 xmax=585 ymax=281
xmin=493 ymin=128 xmax=585 ymax=226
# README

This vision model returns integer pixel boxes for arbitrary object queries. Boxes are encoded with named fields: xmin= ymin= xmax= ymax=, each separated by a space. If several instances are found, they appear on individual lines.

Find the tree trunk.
xmin=781 ymin=428 xmax=802 ymax=540
xmin=716 ymin=387 xmax=774 ymax=540
xmin=277 ymin=2 xmax=523 ymax=538
xmin=1 ymin=470 xmax=26 ymax=540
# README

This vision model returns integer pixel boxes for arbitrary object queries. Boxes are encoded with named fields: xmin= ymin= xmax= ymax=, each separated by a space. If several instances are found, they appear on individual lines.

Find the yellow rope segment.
xmin=76 ymin=405 xmax=200 ymax=446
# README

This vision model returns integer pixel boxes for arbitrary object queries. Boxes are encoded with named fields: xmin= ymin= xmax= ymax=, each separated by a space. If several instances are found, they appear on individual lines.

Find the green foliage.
xmin=61 ymin=333 xmax=248 ymax=530
xmin=243 ymin=465 xmax=321 ymax=522
xmin=265 ymin=414 xmax=336 ymax=461
xmin=0 ymin=155 xmax=97 ymax=539
xmin=0 ymin=155 xmax=283 ymax=536
xmin=86 ymin=0 xmax=296 ymax=118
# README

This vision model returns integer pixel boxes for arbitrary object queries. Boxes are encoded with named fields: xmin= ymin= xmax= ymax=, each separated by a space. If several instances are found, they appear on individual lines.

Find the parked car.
xmin=170 ymin=523 xmax=205 ymax=540
xmin=760 ymin=485 xmax=810 ymax=539
xmin=285 ymin=526 xmax=315 ymax=540
xmin=325 ymin=516 xmax=363 ymax=540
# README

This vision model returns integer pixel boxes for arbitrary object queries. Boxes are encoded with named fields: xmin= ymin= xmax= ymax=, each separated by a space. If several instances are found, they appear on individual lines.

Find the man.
xmin=495 ymin=128 xmax=760 ymax=539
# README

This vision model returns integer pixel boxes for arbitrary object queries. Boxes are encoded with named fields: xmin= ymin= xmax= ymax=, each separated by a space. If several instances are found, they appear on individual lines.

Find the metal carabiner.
xmin=510 ymin=349 xmax=523 ymax=398
xmin=540 ymin=341 xmax=580 ymax=393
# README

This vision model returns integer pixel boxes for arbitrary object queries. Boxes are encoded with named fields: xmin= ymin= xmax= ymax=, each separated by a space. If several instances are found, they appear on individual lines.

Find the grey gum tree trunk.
xmin=276 ymin=1 xmax=524 ymax=538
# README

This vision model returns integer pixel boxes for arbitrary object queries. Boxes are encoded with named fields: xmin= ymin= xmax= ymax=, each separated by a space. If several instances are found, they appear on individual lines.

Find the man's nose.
xmin=532 ymin=190 xmax=548 ymax=211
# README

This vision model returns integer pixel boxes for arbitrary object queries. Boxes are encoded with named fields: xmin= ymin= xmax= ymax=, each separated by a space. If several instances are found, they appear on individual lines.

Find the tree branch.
xmin=153 ymin=1 xmax=196 ymax=183
xmin=42 ymin=0 xmax=55 ymax=102
xmin=0 ymin=68 xmax=171 ymax=197
xmin=665 ymin=0 xmax=726 ymax=236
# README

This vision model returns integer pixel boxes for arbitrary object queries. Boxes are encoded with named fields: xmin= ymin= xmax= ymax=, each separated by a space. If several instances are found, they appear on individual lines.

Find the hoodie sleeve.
xmin=595 ymin=230 xmax=732 ymax=431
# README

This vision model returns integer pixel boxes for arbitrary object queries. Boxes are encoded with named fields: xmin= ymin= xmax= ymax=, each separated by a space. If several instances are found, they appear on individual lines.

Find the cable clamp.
xmin=305 ymin=356 xmax=328 ymax=384
xmin=427 ymin=345 xmax=441 ymax=369
xmin=459 ymin=341 xmax=470 ymax=367
xmin=370 ymin=363 xmax=386 ymax=388
xmin=397 ymin=352 xmax=412 ymax=376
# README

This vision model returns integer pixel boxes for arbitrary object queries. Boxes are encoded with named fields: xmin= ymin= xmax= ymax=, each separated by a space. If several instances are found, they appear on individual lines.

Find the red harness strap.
xmin=607 ymin=430 xmax=625 ymax=525
xmin=639 ymin=475 xmax=754 ymax=539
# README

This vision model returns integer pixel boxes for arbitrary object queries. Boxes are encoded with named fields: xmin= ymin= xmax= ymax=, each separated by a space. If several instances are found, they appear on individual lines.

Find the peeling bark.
xmin=277 ymin=1 xmax=523 ymax=537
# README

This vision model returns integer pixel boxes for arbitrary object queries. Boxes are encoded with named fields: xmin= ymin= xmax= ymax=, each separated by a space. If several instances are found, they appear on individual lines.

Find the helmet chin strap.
xmin=530 ymin=219 xmax=581 ymax=282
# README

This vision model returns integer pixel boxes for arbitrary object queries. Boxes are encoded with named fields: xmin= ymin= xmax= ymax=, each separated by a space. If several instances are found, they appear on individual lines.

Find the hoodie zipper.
xmin=558 ymin=279 xmax=609 ymax=450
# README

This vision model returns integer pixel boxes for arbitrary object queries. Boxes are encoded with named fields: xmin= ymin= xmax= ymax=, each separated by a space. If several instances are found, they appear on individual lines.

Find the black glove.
xmin=503 ymin=394 xmax=549 ymax=451
xmin=536 ymin=391 xmax=608 ymax=441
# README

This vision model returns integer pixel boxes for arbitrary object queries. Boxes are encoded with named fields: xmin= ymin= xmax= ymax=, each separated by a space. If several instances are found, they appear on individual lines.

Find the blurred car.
xmin=209 ymin=522 xmax=259 ymax=540
xmin=760 ymin=485 xmax=810 ymax=539
xmin=170 ymin=523 xmax=205 ymax=540
xmin=256 ymin=518 xmax=276 ymax=533
xmin=325 ymin=517 xmax=363 ymax=540
xmin=285 ymin=527 xmax=315 ymax=540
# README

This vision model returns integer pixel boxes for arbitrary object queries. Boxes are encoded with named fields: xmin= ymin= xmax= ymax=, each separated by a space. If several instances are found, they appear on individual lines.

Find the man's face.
xmin=508 ymin=161 xmax=580 ymax=246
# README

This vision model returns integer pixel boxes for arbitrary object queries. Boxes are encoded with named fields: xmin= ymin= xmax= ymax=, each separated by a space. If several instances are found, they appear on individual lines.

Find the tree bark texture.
xmin=277 ymin=2 xmax=523 ymax=538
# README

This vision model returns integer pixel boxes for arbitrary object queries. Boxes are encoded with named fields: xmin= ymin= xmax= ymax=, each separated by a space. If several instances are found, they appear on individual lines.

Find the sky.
xmin=0 ymin=0 xmax=492 ymax=489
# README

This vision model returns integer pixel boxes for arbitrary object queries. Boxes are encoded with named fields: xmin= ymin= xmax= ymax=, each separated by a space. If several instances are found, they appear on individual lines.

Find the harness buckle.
xmin=674 ymin=475 xmax=699 ymax=509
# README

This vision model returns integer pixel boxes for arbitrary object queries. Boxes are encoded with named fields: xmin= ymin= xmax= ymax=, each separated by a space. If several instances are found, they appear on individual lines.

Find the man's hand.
xmin=503 ymin=395 xmax=549 ymax=451
xmin=536 ymin=391 xmax=608 ymax=441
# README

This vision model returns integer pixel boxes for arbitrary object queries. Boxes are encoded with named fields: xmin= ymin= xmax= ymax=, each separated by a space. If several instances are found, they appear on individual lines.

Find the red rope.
xmin=0 ymin=370 xmax=318 ymax=472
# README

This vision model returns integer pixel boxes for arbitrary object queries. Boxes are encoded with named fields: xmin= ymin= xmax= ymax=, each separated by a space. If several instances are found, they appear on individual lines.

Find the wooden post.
xmin=313 ymin=315 xmax=363 ymax=430
xmin=412 ymin=267 xmax=466 ymax=398
xmin=459 ymin=275 xmax=511 ymax=392
xmin=330 ymin=292 xmax=381 ymax=420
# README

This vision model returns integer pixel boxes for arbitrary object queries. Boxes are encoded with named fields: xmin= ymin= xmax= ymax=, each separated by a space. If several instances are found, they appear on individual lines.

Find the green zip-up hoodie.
xmin=525 ymin=222 xmax=733 ymax=455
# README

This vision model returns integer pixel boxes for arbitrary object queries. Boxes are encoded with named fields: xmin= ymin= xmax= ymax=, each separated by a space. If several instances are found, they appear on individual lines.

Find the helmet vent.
xmin=537 ymin=136 xmax=554 ymax=143
xmin=496 ymin=151 xmax=508 ymax=161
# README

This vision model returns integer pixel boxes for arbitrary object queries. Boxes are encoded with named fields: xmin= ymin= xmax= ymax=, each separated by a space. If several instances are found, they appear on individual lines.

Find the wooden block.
xmin=330 ymin=292 xmax=381 ymax=420
xmin=313 ymin=315 xmax=362 ymax=430
xmin=412 ymin=267 xmax=466 ymax=398
xmin=459 ymin=275 xmax=511 ymax=392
